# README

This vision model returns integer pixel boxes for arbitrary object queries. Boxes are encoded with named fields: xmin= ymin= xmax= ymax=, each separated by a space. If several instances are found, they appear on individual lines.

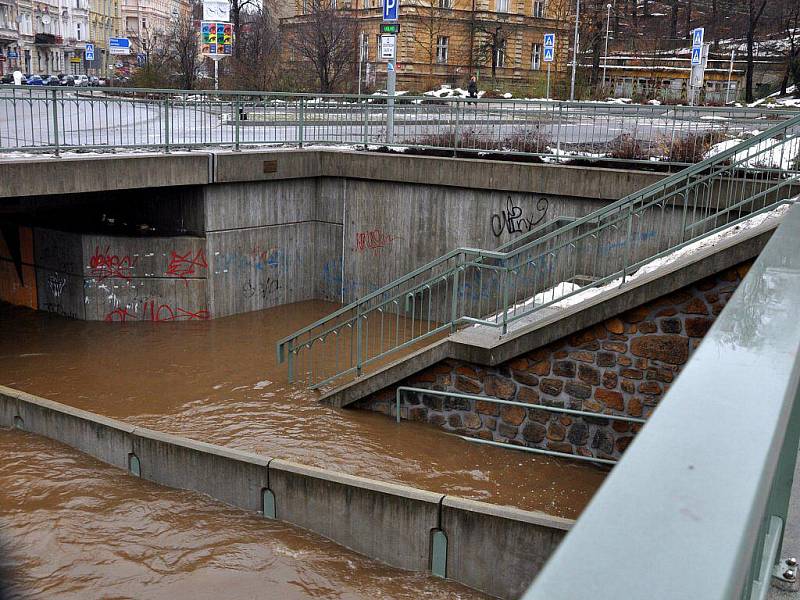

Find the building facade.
xmin=87 ymin=0 xmax=121 ymax=73
xmin=121 ymin=0 xmax=189 ymax=62
xmin=284 ymin=0 xmax=572 ymax=90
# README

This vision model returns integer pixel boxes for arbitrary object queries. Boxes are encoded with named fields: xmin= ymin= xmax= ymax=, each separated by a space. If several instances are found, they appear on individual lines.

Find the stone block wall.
xmin=356 ymin=261 xmax=753 ymax=461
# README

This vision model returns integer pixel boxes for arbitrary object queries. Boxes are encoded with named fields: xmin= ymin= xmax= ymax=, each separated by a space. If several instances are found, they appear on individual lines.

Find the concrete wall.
xmin=0 ymin=384 xmax=572 ymax=600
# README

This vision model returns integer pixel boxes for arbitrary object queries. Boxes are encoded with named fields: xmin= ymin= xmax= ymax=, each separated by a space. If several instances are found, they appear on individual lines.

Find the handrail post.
xmin=234 ymin=97 xmax=241 ymax=151
xmin=298 ymin=97 xmax=305 ymax=148
xmin=501 ymin=267 xmax=509 ymax=335
xmin=622 ymin=204 xmax=634 ymax=283
xmin=51 ymin=88 xmax=60 ymax=156
xmin=450 ymin=260 xmax=461 ymax=333
xmin=355 ymin=306 xmax=363 ymax=377
xmin=286 ymin=340 xmax=295 ymax=383
xmin=164 ymin=94 xmax=171 ymax=153
xmin=453 ymin=100 xmax=462 ymax=157
xmin=362 ymin=96 xmax=369 ymax=148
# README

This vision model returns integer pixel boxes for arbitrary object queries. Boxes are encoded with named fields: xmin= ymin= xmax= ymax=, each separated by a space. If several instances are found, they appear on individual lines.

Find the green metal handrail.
xmin=521 ymin=202 xmax=800 ymax=600
xmin=277 ymin=113 xmax=800 ymax=388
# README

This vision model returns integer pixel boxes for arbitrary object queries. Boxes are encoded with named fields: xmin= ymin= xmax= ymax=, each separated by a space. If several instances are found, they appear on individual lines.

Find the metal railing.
xmin=276 ymin=113 xmax=800 ymax=389
xmin=1 ymin=85 xmax=798 ymax=165
xmin=395 ymin=386 xmax=645 ymax=466
xmin=522 ymin=203 xmax=800 ymax=600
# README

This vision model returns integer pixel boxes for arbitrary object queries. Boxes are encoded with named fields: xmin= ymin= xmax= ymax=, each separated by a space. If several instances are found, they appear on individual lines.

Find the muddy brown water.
xmin=0 ymin=428 xmax=487 ymax=599
xmin=0 ymin=300 xmax=605 ymax=517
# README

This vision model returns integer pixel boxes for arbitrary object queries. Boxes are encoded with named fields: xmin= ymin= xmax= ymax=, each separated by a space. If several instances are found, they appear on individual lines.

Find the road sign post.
xmin=381 ymin=34 xmax=397 ymax=143
xmin=689 ymin=27 xmax=705 ymax=105
xmin=201 ymin=21 xmax=233 ymax=90
xmin=543 ymin=33 xmax=555 ymax=100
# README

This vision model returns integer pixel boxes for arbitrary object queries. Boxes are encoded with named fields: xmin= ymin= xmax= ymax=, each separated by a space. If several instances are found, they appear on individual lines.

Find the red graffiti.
xmin=354 ymin=229 xmax=399 ymax=255
xmin=89 ymin=246 xmax=139 ymax=281
xmin=104 ymin=301 xmax=210 ymax=323
xmin=166 ymin=248 xmax=208 ymax=281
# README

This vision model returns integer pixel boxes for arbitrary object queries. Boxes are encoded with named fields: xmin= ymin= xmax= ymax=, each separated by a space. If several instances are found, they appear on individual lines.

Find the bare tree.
xmin=410 ymin=0 xmax=450 ymax=79
xmin=288 ymin=0 xmax=357 ymax=93
xmin=745 ymin=0 xmax=767 ymax=102
xmin=170 ymin=14 xmax=202 ymax=90
xmin=780 ymin=0 xmax=800 ymax=95
xmin=230 ymin=4 xmax=282 ymax=89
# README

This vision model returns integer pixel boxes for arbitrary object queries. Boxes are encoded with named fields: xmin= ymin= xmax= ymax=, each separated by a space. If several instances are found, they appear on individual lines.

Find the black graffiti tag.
xmin=490 ymin=196 xmax=549 ymax=237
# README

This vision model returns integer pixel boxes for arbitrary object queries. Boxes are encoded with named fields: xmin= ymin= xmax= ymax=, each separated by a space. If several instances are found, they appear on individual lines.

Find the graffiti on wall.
xmin=490 ymin=197 xmax=549 ymax=238
xmin=353 ymin=229 xmax=400 ymax=255
xmin=242 ymin=278 xmax=282 ymax=301
xmin=89 ymin=246 xmax=139 ymax=281
xmin=165 ymin=248 xmax=208 ymax=282
xmin=213 ymin=246 xmax=285 ymax=274
xmin=105 ymin=300 xmax=210 ymax=322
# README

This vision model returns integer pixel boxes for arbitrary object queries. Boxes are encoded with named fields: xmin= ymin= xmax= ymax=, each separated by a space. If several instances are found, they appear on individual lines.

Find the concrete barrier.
xmin=0 ymin=384 xmax=573 ymax=599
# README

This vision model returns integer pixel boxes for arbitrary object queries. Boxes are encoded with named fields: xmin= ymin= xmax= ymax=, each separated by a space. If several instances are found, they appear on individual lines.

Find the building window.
xmin=495 ymin=40 xmax=506 ymax=67
xmin=533 ymin=0 xmax=545 ymax=17
xmin=76 ymin=22 xmax=82 ymax=40
xmin=376 ymin=34 xmax=382 ymax=60
xmin=141 ymin=17 xmax=147 ymax=28
xmin=531 ymin=42 xmax=541 ymax=70
xmin=438 ymin=0 xmax=452 ymax=7
xmin=496 ymin=0 xmax=509 ymax=12
xmin=330 ymin=0 xmax=336 ymax=7
xmin=436 ymin=35 xmax=449 ymax=63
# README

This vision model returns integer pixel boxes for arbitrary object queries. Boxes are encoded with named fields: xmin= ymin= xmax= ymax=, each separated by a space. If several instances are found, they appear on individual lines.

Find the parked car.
xmin=25 ymin=75 xmax=44 ymax=86
xmin=43 ymin=75 xmax=61 ymax=86
xmin=0 ymin=74 xmax=13 ymax=84
xmin=60 ymin=75 xmax=75 ymax=86
xmin=73 ymin=74 xmax=89 ymax=87
xmin=88 ymin=76 xmax=100 ymax=86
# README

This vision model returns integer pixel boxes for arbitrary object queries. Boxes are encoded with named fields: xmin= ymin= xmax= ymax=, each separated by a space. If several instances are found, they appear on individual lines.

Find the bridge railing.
xmin=521 ymin=202 xmax=800 ymax=600
xmin=276 ymin=113 xmax=800 ymax=389
xmin=0 ymin=85 xmax=798 ymax=165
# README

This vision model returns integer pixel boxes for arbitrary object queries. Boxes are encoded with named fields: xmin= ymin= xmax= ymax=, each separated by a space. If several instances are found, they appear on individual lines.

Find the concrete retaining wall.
xmin=0 ymin=384 xmax=572 ymax=599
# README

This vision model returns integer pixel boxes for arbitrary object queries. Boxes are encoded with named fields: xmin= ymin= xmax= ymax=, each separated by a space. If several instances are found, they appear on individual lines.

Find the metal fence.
xmin=276 ymin=112 xmax=800 ymax=389
xmin=522 ymin=202 xmax=800 ymax=600
xmin=1 ymin=85 xmax=798 ymax=166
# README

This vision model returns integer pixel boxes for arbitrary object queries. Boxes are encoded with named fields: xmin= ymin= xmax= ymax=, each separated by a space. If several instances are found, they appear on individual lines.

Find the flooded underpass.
xmin=0 ymin=299 xmax=606 ymax=597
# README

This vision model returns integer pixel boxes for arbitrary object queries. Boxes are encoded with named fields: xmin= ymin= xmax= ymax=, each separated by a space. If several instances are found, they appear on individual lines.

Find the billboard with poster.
xmin=200 ymin=22 xmax=232 ymax=56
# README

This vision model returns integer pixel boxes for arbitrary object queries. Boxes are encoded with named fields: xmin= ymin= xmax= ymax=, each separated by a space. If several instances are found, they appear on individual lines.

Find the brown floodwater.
xmin=0 ymin=427 xmax=487 ymax=599
xmin=0 ymin=300 xmax=605 ymax=517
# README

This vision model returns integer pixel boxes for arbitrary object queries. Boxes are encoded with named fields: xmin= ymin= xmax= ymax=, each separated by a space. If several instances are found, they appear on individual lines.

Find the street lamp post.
xmin=602 ymin=2 xmax=611 ymax=93
xmin=569 ymin=0 xmax=580 ymax=101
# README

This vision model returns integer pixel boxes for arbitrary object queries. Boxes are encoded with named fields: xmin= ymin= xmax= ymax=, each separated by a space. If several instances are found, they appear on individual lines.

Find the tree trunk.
xmin=746 ymin=23 xmax=755 ymax=102
xmin=685 ymin=0 xmax=692 ymax=37
xmin=670 ymin=0 xmax=678 ymax=39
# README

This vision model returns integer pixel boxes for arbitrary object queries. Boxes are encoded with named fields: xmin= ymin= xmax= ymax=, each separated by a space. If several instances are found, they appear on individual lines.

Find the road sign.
xmin=383 ymin=0 xmax=398 ymax=21
xmin=7 ymin=51 xmax=17 ymax=58
xmin=691 ymin=46 xmax=701 ymax=65
xmin=137 ymin=53 xmax=146 ymax=66
xmin=85 ymin=43 xmax=94 ymax=61
xmin=692 ymin=27 xmax=704 ymax=47
xmin=544 ymin=33 xmax=555 ymax=48
xmin=543 ymin=46 xmax=554 ymax=62
xmin=69 ymin=57 xmax=81 ymax=64
xmin=381 ymin=22 xmax=400 ymax=34
xmin=109 ymin=37 xmax=130 ymax=55
xmin=380 ymin=34 xmax=396 ymax=60
xmin=201 ymin=21 xmax=233 ymax=56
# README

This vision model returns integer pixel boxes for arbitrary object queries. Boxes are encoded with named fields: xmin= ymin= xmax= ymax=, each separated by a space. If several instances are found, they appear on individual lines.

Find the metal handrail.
xmin=521 ymin=203 xmax=800 ymax=600
xmin=277 ymin=113 xmax=800 ymax=388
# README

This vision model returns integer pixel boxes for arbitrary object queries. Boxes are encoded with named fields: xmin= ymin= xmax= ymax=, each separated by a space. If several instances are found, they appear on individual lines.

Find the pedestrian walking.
xmin=468 ymin=76 xmax=478 ymax=106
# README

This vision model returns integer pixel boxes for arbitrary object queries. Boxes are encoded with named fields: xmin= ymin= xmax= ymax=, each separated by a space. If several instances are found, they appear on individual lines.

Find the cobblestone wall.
xmin=356 ymin=261 xmax=753 ymax=461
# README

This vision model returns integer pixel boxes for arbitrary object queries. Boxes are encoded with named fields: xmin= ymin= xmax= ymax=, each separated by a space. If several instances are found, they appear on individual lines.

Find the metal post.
xmin=298 ymin=97 xmax=305 ymax=148
xmin=546 ymin=63 xmax=551 ymax=100
xmin=725 ymin=49 xmax=735 ymax=105
xmin=213 ymin=58 xmax=219 ymax=91
xmin=50 ymin=88 xmax=60 ymax=156
xmin=164 ymin=95 xmax=170 ymax=153
xmin=234 ymin=97 xmax=240 ymax=151
xmin=356 ymin=306 xmax=363 ymax=377
xmin=387 ymin=62 xmax=396 ymax=144
xmin=450 ymin=261 xmax=461 ymax=333
xmin=602 ymin=2 xmax=611 ymax=93
xmin=570 ymin=0 xmax=580 ymax=101
xmin=357 ymin=32 xmax=365 ymax=98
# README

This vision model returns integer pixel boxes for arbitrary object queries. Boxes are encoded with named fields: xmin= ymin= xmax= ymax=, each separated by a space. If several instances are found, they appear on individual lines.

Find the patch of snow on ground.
xmin=705 ymin=135 xmax=800 ymax=170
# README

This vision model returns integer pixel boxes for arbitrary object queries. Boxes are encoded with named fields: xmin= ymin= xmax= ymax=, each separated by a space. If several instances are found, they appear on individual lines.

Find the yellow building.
xmin=284 ymin=0 xmax=571 ymax=91
xmin=88 ymin=0 xmax=123 ymax=73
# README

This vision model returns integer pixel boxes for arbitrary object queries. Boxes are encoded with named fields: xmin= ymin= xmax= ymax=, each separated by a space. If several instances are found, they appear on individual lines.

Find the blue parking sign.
xmin=543 ymin=47 xmax=554 ymax=62
xmin=544 ymin=33 xmax=555 ymax=48
xmin=383 ymin=0 xmax=398 ymax=21
xmin=691 ymin=46 xmax=702 ymax=65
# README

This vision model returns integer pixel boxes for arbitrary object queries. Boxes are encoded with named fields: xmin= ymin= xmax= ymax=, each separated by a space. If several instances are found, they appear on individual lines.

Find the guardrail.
xmin=0 ymin=85 xmax=798 ymax=164
xmin=521 ymin=202 xmax=800 ymax=600
xmin=276 ymin=113 xmax=800 ymax=389
xmin=395 ymin=386 xmax=645 ymax=465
